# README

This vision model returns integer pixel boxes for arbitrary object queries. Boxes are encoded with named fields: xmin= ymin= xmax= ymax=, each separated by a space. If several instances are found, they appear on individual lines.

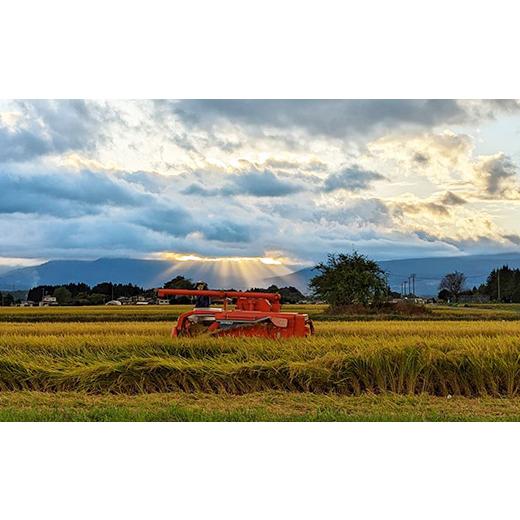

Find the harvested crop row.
xmin=1 ymin=342 xmax=520 ymax=396
xmin=2 ymin=322 xmax=520 ymax=363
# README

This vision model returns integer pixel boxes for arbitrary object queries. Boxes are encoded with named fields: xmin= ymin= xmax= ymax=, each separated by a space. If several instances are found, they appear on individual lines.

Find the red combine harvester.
xmin=156 ymin=288 xmax=314 ymax=338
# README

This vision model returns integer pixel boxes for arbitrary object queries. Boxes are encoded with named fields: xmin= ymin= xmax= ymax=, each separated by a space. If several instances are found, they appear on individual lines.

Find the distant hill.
xmin=0 ymin=257 xmax=291 ymax=291
xmin=266 ymin=252 xmax=520 ymax=296
xmin=4 ymin=252 xmax=520 ymax=296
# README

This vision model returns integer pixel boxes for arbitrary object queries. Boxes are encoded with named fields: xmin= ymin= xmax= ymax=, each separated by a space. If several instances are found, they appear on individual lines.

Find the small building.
xmin=106 ymin=300 xmax=122 ymax=306
xmin=398 ymin=297 xmax=426 ymax=305
xmin=18 ymin=300 xmax=35 ymax=307
xmin=39 ymin=296 xmax=58 ymax=307
xmin=157 ymin=299 xmax=170 ymax=305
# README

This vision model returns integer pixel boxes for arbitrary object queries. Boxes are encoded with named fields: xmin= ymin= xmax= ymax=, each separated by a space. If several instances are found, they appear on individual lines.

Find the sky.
xmin=1 ymin=99 xmax=520 ymax=271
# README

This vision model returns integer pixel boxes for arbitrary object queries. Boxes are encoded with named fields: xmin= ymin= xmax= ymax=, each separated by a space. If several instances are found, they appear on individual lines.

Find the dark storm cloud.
xmin=181 ymin=183 xmax=217 ymax=196
xmin=0 ymin=168 xmax=152 ymax=217
xmin=0 ymin=126 xmax=50 ymax=162
xmin=412 ymin=230 xmax=501 ymax=253
xmin=441 ymin=191 xmax=467 ymax=206
xmin=420 ymin=202 xmax=451 ymax=217
xmin=230 ymin=170 xmax=303 ymax=196
xmin=503 ymin=234 xmax=520 ymax=245
xmin=172 ymin=100 xmax=468 ymax=138
xmin=203 ymin=221 xmax=252 ymax=242
xmin=116 ymin=171 xmax=172 ymax=193
xmin=132 ymin=206 xmax=197 ymax=238
xmin=423 ymin=234 xmax=503 ymax=252
xmin=394 ymin=201 xmax=451 ymax=218
xmin=265 ymin=197 xmax=391 ymax=228
xmin=476 ymin=154 xmax=518 ymax=196
xmin=0 ymin=100 xmax=117 ymax=163
xmin=133 ymin=204 xmax=253 ymax=244
xmin=4 ymin=100 xmax=519 ymax=167
xmin=414 ymin=230 xmax=441 ymax=243
xmin=0 ymin=165 xmax=257 ymax=246
xmin=323 ymin=166 xmax=386 ymax=192
xmin=413 ymin=152 xmax=430 ymax=165
xmin=18 ymin=100 xmax=109 ymax=150
xmin=182 ymin=170 xmax=304 ymax=198
xmin=467 ymin=100 xmax=520 ymax=120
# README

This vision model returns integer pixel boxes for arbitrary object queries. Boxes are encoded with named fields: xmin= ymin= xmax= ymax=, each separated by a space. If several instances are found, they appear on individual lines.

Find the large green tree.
xmin=309 ymin=252 xmax=389 ymax=307
xmin=53 ymin=286 xmax=72 ymax=305
xmin=163 ymin=276 xmax=195 ymax=304
xmin=249 ymin=285 xmax=306 ymax=304
xmin=163 ymin=276 xmax=195 ymax=290
xmin=0 ymin=292 xmax=15 ymax=306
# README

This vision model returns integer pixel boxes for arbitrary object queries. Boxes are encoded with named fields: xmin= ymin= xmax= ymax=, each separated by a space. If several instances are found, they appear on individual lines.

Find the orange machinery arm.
xmin=156 ymin=288 xmax=281 ymax=312
xmin=156 ymin=288 xmax=280 ymax=301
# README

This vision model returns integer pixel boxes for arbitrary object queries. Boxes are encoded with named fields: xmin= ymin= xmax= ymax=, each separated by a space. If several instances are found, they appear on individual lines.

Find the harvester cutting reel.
xmin=180 ymin=312 xmax=301 ymax=338
xmin=155 ymin=288 xmax=314 ymax=338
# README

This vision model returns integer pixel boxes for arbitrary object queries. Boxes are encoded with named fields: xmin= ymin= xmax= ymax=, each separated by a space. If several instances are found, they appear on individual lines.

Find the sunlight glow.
xmin=159 ymin=252 xmax=285 ymax=265
xmin=150 ymin=251 xmax=294 ymax=289
xmin=0 ymin=256 xmax=46 ymax=267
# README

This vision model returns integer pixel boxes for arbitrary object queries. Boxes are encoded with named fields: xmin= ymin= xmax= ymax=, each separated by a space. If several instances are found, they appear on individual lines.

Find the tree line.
xmin=25 ymin=282 xmax=153 ymax=305
xmin=0 ymin=275 xmax=306 ymax=306
xmin=439 ymin=265 xmax=520 ymax=302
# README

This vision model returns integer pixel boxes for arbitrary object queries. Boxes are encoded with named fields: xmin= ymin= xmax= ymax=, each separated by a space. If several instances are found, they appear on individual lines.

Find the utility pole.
xmin=497 ymin=270 xmax=501 ymax=302
xmin=411 ymin=274 xmax=416 ymax=296
xmin=404 ymin=280 xmax=408 ymax=296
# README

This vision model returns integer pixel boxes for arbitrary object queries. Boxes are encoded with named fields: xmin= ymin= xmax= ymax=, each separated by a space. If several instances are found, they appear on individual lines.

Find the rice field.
xmin=1 ymin=305 xmax=520 ymax=420
xmin=2 ymin=302 xmax=520 ymax=322
xmin=0 ymin=314 xmax=520 ymax=397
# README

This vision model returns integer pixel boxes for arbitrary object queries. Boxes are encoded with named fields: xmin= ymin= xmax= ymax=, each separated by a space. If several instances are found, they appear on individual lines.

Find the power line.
xmin=385 ymin=270 xmax=491 ymax=281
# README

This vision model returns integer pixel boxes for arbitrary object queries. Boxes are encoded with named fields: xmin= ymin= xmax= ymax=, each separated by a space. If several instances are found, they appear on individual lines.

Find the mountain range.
xmin=2 ymin=252 xmax=520 ymax=296
xmin=266 ymin=252 xmax=520 ymax=296
xmin=0 ymin=258 xmax=291 ymax=292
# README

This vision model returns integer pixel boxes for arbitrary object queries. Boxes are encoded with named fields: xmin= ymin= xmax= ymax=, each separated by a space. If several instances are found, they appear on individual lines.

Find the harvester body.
xmin=156 ymin=288 xmax=314 ymax=338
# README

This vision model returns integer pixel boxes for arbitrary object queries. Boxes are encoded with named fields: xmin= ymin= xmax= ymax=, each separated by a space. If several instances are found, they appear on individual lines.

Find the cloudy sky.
xmin=1 ymin=99 xmax=520 ymax=271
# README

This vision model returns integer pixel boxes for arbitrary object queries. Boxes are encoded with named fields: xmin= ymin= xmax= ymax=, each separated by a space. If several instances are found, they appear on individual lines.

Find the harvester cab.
xmin=156 ymin=288 xmax=314 ymax=338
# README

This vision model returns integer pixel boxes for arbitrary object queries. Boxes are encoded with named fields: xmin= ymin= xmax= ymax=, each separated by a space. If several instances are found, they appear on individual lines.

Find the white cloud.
xmin=1 ymin=100 xmax=520 ymax=266
xmin=473 ymin=153 xmax=520 ymax=199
